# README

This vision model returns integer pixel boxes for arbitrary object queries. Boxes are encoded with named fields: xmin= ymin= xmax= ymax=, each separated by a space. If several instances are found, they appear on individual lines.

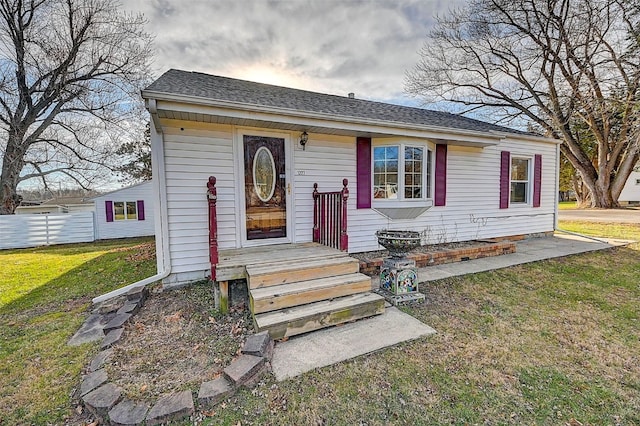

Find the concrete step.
xmin=246 ymin=256 xmax=359 ymax=289
xmin=254 ymin=292 xmax=385 ymax=340
xmin=250 ymin=273 xmax=372 ymax=314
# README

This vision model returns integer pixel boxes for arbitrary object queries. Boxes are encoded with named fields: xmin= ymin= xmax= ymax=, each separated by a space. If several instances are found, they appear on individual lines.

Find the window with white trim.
xmin=510 ymin=157 xmax=531 ymax=204
xmin=114 ymin=201 xmax=138 ymax=220
xmin=373 ymin=144 xmax=432 ymax=201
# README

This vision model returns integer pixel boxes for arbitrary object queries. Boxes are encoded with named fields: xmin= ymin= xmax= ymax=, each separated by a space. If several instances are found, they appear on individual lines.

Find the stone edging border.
xmin=78 ymin=286 xmax=273 ymax=425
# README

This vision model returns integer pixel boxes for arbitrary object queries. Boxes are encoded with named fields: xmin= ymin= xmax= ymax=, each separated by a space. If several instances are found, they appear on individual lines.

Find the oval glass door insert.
xmin=253 ymin=146 xmax=276 ymax=202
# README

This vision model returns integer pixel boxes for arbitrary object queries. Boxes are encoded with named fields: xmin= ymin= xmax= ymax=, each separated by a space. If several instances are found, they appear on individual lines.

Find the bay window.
xmin=373 ymin=144 xmax=432 ymax=201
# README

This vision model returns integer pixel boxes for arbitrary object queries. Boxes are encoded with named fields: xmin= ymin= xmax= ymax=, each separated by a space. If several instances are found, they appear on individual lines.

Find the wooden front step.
xmin=250 ymin=273 xmax=372 ymax=314
xmin=247 ymin=256 xmax=359 ymax=289
xmin=254 ymin=292 xmax=385 ymax=340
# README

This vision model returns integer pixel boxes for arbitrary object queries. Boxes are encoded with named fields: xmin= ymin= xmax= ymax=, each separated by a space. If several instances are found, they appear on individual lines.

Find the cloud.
xmin=125 ymin=0 xmax=466 ymax=105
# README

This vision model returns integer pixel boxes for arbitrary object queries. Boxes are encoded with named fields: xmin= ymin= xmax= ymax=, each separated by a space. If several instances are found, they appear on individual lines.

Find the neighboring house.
xmin=141 ymin=69 xmax=560 ymax=287
xmin=15 ymin=204 xmax=65 ymax=214
xmin=15 ymin=197 xmax=94 ymax=214
xmin=619 ymin=167 xmax=640 ymax=205
xmin=92 ymin=181 xmax=155 ymax=240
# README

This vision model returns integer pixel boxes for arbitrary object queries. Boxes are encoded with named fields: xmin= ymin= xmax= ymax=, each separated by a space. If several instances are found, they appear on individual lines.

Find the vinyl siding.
xmin=619 ymin=170 xmax=640 ymax=203
xmin=93 ymin=181 xmax=155 ymax=240
xmin=158 ymin=120 xmax=558 ymax=283
xmin=293 ymin=134 xmax=356 ymax=244
xmin=293 ymin=135 xmax=557 ymax=252
xmin=161 ymin=120 xmax=236 ymax=276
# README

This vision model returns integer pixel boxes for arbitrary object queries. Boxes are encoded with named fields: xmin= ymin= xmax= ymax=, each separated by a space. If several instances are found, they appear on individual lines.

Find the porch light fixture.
xmin=299 ymin=131 xmax=309 ymax=150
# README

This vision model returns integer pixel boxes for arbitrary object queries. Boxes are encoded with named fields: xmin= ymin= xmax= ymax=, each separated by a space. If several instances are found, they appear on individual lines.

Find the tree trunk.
xmin=580 ymin=173 xmax=619 ymax=208
xmin=590 ymin=183 xmax=618 ymax=208
xmin=572 ymin=175 xmax=589 ymax=207
xmin=0 ymin=134 xmax=26 ymax=215
xmin=568 ymin=142 xmax=631 ymax=208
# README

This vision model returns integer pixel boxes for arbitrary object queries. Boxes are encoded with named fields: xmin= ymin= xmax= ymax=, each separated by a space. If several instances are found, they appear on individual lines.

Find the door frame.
xmin=234 ymin=127 xmax=294 ymax=248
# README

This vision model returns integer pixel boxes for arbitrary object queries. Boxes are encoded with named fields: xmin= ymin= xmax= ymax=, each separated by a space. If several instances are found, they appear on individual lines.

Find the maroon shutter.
xmin=137 ymin=200 xmax=145 ymax=220
xmin=356 ymin=137 xmax=372 ymax=209
xmin=105 ymin=201 xmax=114 ymax=222
xmin=434 ymin=144 xmax=447 ymax=206
xmin=533 ymin=154 xmax=542 ymax=207
xmin=499 ymin=151 xmax=510 ymax=209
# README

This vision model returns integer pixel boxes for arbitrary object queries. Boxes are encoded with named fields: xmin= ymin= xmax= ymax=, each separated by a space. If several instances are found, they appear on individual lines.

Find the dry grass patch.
xmin=107 ymin=281 xmax=252 ymax=402
xmin=404 ymin=248 xmax=640 ymax=423
xmin=201 ymin=244 xmax=639 ymax=425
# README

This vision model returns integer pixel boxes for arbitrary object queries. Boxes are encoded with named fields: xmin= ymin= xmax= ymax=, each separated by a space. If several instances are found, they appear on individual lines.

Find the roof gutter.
xmin=92 ymin=99 xmax=172 ymax=304
xmin=141 ymin=90 xmax=560 ymax=145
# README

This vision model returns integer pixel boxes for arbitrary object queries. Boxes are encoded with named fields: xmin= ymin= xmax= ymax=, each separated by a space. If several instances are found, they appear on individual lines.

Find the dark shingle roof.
xmin=144 ymin=69 xmax=531 ymax=136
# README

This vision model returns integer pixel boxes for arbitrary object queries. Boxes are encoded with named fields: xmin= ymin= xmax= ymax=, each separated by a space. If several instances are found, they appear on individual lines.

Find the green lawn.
xmin=2 ymin=225 xmax=639 ymax=425
xmin=0 ymin=238 xmax=156 ymax=425
xmin=558 ymin=220 xmax=640 ymax=241
xmin=558 ymin=200 xmax=578 ymax=210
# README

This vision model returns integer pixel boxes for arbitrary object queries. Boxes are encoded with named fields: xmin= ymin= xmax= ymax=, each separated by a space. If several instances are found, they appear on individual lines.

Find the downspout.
xmin=92 ymin=98 xmax=172 ymax=304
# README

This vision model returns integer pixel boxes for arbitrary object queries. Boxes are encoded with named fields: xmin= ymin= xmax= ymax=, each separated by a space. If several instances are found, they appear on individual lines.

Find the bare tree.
xmin=0 ymin=0 xmax=153 ymax=214
xmin=406 ymin=0 xmax=640 ymax=208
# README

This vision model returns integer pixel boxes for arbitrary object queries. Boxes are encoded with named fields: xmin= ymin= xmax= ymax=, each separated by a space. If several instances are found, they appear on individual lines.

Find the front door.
xmin=243 ymin=135 xmax=287 ymax=240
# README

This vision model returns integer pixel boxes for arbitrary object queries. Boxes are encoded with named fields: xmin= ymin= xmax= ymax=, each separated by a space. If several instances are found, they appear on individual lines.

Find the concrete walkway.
xmin=420 ymin=233 xmax=630 ymax=282
xmin=272 ymin=233 xmax=631 ymax=381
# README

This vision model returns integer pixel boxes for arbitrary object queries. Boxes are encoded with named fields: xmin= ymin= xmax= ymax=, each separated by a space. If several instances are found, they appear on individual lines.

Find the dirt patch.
xmin=105 ymin=281 xmax=252 ymax=402
xmin=120 ymin=241 xmax=156 ymax=262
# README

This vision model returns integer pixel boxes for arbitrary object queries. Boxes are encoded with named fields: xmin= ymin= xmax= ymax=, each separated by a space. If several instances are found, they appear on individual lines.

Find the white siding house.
xmin=141 ymin=70 xmax=561 ymax=287
xmin=92 ymin=181 xmax=155 ymax=240
xmin=619 ymin=168 xmax=640 ymax=205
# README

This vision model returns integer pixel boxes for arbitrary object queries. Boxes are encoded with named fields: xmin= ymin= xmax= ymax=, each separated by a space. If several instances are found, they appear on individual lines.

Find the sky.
xmin=124 ymin=0 xmax=466 ymax=107
xmin=19 ymin=0 xmax=467 ymax=193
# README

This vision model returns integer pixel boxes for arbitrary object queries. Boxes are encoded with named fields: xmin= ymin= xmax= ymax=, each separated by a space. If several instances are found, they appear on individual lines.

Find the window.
xmin=500 ymin=151 xmax=541 ymax=209
xmin=373 ymin=144 xmax=431 ymax=201
xmin=510 ymin=157 xmax=530 ymax=204
xmin=374 ymin=146 xmax=398 ymax=199
xmin=635 ymin=179 xmax=640 ymax=185
xmin=404 ymin=147 xmax=423 ymax=199
xmin=105 ymin=200 xmax=144 ymax=222
xmin=113 ymin=201 xmax=138 ymax=220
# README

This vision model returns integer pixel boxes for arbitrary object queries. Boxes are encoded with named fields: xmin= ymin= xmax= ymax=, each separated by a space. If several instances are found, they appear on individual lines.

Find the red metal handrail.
xmin=313 ymin=179 xmax=349 ymax=251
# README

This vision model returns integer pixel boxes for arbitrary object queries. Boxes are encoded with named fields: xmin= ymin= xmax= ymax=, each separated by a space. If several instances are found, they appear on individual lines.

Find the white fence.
xmin=0 ymin=212 xmax=95 ymax=250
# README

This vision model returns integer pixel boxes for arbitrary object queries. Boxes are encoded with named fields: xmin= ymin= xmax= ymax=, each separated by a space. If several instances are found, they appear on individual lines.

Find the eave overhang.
xmin=142 ymin=90 xmax=561 ymax=147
